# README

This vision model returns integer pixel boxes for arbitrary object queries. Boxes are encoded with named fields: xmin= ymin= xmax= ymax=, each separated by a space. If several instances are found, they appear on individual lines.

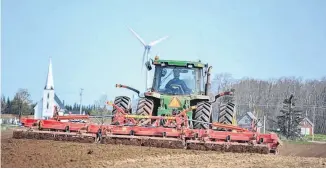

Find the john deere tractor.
xmin=112 ymin=56 xmax=236 ymax=129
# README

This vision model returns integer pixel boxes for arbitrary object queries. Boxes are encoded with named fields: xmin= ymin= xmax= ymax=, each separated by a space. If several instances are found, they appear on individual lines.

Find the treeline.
xmin=1 ymin=88 xmax=107 ymax=117
xmin=211 ymin=73 xmax=326 ymax=134
xmin=64 ymin=103 xmax=111 ymax=116
xmin=4 ymin=75 xmax=326 ymax=134
xmin=64 ymin=95 xmax=111 ymax=115
xmin=64 ymin=104 xmax=97 ymax=114
xmin=1 ymin=89 xmax=35 ymax=117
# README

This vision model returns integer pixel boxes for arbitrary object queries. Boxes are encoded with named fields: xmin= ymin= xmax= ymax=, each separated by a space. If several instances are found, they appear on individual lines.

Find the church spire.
xmin=44 ymin=57 xmax=54 ymax=90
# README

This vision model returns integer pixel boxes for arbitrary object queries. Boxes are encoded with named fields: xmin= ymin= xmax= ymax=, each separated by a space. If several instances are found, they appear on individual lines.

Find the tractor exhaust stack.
xmin=205 ymin=66 xmax=212 ymax=95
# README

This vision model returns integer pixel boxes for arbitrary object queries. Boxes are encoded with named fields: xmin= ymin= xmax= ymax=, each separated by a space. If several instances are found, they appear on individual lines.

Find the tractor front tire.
xmin=193 ymin=101 xmax=212 ymax=129
xmin=218 ymin=101 xmax=235 ymax=125
xmin=112 ymin=96 xmax=131 ymax=118
xmin=136 ymin=98 xmax=154 ymax=116
xmin=136 ymin=98 xmax=154 ymax=125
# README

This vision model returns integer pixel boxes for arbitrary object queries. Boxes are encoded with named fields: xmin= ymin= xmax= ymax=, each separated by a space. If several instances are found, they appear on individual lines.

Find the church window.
xmin=47 ymin=102 xmax=49 ymax=109
xmin=47 ymin=93 xmax=49 ymax=99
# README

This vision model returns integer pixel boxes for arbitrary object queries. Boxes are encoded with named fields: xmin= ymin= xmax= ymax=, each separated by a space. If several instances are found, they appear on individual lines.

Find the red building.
xmin=299 ymin=117 xmax=314 ymax=136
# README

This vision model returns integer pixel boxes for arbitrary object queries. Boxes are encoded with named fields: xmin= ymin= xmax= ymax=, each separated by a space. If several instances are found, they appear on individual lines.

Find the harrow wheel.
xmin=218 ymin=101 xmax=235 ymax=125
xmin=112 ymin=96 xmax=131 ymax=121
xmin=193 ymin=101 xmax=212 ymax=129
xmin=136 ymin=98 xmax=154 ymax=125
xmin=64 ymin=126 xmax=70 ymax=132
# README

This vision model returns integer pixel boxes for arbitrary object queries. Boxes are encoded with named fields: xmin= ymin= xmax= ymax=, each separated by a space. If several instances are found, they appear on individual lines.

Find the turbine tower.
xmin=128 ymin=27 xmax=168 ymax=91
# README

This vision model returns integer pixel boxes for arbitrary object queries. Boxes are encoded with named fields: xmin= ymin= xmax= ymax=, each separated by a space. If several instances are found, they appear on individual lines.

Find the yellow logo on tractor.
xmin=169 ymin=97 xmax=181 ymax=108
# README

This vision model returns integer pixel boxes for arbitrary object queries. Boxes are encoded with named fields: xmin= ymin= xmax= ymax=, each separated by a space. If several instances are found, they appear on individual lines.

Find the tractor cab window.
xmin=152 ymin=66 xmax=202 ymax=95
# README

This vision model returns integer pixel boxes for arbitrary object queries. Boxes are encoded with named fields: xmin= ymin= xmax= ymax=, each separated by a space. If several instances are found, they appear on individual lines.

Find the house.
xmin=237 ymin=112 xmax=263 ymax=132
xmin=299 ymin=117 xmax=314 ymax=136
xmin=33 ymin=58 xmax=66 ymax=119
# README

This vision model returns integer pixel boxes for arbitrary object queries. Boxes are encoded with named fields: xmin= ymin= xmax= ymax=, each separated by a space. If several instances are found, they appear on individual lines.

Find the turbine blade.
xmin=128 ymin=26 xmax=146 ymax=46
xmin=149 ymin=36 xmax=169 ymax=46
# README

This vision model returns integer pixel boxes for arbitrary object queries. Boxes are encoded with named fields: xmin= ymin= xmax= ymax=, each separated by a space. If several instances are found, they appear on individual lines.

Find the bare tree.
xmin=11 ymin=89 xmax=33 ymax=120
xmin=93 ymin=94 xmax=110 ymax=124
xmin=209 ymin=74 xmax=326 ymax=134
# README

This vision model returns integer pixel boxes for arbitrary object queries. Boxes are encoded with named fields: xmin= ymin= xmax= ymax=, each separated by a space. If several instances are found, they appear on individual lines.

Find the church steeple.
xmin=44 ymin=57 xmax=54 ymax=90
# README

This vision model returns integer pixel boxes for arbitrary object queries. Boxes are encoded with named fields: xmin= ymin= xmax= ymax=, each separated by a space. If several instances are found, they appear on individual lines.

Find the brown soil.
xmin=279 ymin=142 xmax=326 ymax=158
xmin=1 ymin=129 xmax=326 ymax=168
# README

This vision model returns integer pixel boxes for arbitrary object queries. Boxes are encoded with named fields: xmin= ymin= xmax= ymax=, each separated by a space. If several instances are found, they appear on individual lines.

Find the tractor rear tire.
xmin=112 ymin=96 xmax=131 ymax=119
xmin=218 ymin=101 xmax=235 ymax=125
xmin=193 ymin=101 xmax=212 ymax=129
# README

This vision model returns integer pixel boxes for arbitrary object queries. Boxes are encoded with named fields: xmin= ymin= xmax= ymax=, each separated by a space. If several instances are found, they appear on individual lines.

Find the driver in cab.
xmin=165 ymin=69 xmax=192 ymax=95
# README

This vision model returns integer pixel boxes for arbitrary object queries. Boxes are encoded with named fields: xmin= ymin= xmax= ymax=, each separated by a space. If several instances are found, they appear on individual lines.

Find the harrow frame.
xmin=15 ymin=102 xmax=280 ymax=155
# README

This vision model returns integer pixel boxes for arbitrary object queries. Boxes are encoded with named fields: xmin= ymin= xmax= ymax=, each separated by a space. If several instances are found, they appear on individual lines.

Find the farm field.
xmin=1 ymin=129 xmax=326 ymax=168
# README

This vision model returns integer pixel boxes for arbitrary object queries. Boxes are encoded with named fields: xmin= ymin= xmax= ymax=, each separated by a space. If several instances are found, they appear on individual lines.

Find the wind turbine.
xmin=128 ymin=27 xmax=168 ymax=91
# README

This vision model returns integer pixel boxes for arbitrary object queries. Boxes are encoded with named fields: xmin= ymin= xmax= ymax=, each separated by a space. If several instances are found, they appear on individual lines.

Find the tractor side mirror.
xmin=145 ymin=61 xmax=152 ymax=71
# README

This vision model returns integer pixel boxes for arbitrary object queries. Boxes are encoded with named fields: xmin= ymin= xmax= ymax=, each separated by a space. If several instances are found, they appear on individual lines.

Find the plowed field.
xmin=1 ymin=129 xmax=326 ymax=168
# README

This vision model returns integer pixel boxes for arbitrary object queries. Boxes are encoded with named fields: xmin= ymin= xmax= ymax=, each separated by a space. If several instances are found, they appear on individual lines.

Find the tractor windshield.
xmin=152 ymin=65 xmax=203 ymax=95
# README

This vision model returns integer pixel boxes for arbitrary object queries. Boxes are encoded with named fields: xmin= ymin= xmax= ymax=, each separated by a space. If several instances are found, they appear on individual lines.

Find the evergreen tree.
xmin=73 ymin=103 xmax=77 ymax=110
xmin=1 ymin=95 xmax=6 ymax=113
xmin=277 ymin=94 xmax=303 ymax=140
xmin=6 ymin=97 xmax=11 ymax=114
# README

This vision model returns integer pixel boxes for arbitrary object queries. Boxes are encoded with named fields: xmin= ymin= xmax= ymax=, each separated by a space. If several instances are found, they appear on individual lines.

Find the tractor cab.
xmin=113 ymin=56 xmax=236 ymax=129
xmin=150 ymin=57 xmax=206 ymax=96
xmin=133 ymin=57 xmax=213 ymax=122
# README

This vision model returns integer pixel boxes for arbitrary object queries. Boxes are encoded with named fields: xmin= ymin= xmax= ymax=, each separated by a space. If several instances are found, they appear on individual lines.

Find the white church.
xmin=34 ymin=58 xmax=66 ymax=119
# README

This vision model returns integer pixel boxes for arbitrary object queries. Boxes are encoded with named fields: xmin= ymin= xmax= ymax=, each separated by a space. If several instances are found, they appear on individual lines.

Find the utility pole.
xmin=263 ymin=115 xmax=266 ymax=134
xmin=287 ymin=95 xmax=293 ymax=139
xmin=312 ymin=104 xmax=316 ymax=141
xmin=79 ymin=88 xmax=84 ymax=115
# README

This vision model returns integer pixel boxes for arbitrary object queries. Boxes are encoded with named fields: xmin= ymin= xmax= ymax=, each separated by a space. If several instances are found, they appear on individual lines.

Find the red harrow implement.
xmin=13 ymin=58 xmax=282 ymax=155
xmin=13 ymin=101 xmax=280 ymax=155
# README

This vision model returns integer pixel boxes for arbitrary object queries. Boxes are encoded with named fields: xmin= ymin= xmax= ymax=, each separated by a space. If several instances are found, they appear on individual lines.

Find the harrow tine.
xmin=189 ymin=119 xmax=212 ymax=125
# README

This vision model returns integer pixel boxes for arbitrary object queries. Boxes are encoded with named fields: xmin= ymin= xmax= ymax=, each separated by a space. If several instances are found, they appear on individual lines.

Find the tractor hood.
xmin=144 ymin=91 xmax=210 ymax=109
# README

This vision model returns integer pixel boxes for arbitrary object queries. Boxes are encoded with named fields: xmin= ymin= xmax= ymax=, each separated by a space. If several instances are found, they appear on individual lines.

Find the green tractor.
xmin=112 ymin=57 xmax=236 ymax=129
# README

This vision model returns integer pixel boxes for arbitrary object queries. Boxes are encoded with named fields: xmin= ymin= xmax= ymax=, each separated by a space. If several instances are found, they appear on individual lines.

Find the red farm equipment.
xmin=14 ymin=90 xmax=280 ymax=154
xmin=13 ymin=58 xmax=281 ymax=155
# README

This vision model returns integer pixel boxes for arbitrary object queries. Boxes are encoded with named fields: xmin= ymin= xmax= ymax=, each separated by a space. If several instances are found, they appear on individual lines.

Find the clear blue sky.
xmin=2 ymin=0 xmax=326 ymax=105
